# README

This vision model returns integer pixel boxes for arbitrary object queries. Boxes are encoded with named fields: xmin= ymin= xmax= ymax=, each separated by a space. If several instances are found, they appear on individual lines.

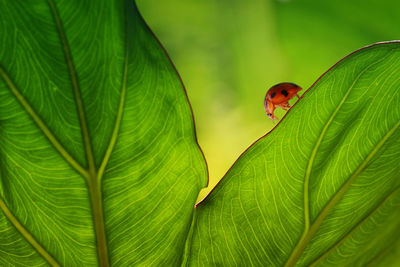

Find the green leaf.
xmin=188 ymin=42 xmax=400 ymax=266
xmin=0 ymin=0 xmax=206 ymax=266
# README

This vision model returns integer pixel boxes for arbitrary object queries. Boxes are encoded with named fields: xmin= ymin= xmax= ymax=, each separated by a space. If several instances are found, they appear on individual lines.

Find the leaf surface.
xmin=188 ymin=42 xmax=400 ymax=266
xmin=0 ymin=0 xmax=207 ymax=266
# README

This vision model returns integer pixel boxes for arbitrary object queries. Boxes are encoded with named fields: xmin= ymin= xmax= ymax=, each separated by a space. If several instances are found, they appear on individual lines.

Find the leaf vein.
xmin=310 ymin=187 xmax=400 ymax=266
xmin=0 ymin=197 xmax=60 ymax=267
xmin=0 ymin=66 xmax=88 ymax=178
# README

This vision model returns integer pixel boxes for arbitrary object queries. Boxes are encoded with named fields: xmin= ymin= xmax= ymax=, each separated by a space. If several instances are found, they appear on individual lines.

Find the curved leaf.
xmin=0 ymin=0 xmax=206 ymax=266
xmin=188 ymin=42 xmax=400 ymax=266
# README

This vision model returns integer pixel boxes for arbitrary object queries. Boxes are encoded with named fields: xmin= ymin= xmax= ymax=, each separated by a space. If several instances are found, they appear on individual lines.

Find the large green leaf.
xmin=0 ymin=0 xmax=206 ymax=266
xmin=188 ymin=42 xmax=400 ymax=266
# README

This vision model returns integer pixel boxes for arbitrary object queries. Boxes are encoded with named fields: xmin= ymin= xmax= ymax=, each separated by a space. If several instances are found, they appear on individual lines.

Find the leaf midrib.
xmin=47 ymin=0 xmax=111 ymax=266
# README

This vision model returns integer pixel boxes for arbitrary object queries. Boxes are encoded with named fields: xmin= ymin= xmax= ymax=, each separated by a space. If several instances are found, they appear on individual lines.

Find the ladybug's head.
xmin=266 ymin=112 xmax=278 ymax=120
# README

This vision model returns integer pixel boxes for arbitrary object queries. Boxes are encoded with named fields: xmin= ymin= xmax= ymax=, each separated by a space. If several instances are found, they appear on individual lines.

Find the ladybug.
xmin=264 ymin=82 xmax=302 ymax=120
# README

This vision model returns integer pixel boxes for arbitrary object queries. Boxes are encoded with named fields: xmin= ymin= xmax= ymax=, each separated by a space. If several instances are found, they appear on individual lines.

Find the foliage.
xmin=0 ymin=0 xmax=399 ymax=266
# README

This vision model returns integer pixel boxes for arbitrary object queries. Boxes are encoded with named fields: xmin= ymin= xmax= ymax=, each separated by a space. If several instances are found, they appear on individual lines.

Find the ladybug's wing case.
xmin=269 ymin=84 xmax=301 ymax=104
xmin=287 ymin=86 xmax=302 ymax=98
xmin=269 ymin=88 xmax=289 ymax=104
xmin=264 ymin=82 xmax=301 ymax=120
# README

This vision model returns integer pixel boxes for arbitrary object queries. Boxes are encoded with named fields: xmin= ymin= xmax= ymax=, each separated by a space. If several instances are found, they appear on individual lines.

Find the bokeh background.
xmin=136 ymin=0 xmax=400 ymax=199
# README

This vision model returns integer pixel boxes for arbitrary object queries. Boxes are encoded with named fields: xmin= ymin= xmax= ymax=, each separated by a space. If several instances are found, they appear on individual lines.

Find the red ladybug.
xmin=264 ymin=82 xmax=302 ymax=120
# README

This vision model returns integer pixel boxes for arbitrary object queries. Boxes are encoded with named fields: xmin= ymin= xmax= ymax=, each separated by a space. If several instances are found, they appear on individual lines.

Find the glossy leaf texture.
xmin=0 ymin=0 xmax=207 ymax=266
xmin=188 ymin=42 xmax=400 ymax=266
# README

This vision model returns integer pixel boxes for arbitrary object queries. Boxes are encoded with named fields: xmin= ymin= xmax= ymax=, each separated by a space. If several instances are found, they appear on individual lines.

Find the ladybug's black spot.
xmin=288 ymin=83 xmax=299 ymax=88
xmin=281 ymin=89 xmax=289 ymax=97
xmin=270 ymin=92 xmax=276 ymax=98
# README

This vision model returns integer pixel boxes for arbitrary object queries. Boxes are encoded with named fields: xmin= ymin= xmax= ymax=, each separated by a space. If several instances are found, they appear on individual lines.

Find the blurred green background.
xmin=136 ymin=0 xmax=400 ymax=197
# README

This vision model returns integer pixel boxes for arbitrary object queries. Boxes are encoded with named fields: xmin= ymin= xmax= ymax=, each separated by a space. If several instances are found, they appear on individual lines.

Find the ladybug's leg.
xmin=278 ymin=102 xmax=291 ymax=111
xmin=295 ymin=93 xmax=300 ymax=99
